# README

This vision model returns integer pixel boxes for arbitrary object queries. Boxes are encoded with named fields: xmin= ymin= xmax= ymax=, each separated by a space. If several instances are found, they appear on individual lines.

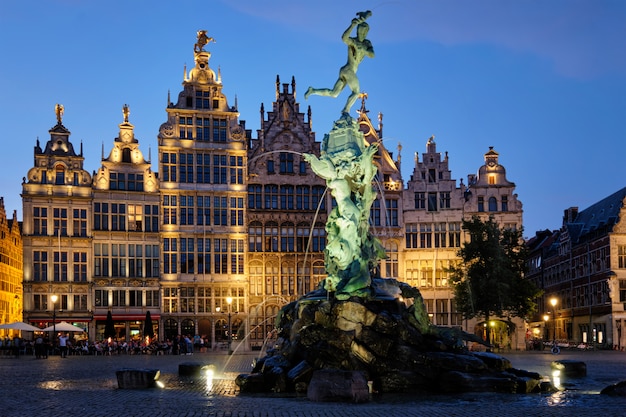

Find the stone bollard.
xmin=551 ymin=360 xmax=587 ymax=378
xmin=178 ymin=362 xmax=209 ymax=377
xmin=116 ymin=368 xmax=160 ymax=389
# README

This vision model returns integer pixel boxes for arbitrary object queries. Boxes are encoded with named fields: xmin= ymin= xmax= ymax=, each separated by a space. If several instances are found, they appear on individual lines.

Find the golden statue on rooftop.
xmin=194 ymin=30 xmax=215 ymax=53
xmin=55 ymin=103 xmax=64 ymax=124
xmin=123 ymin=104 xmax=130 ymax=123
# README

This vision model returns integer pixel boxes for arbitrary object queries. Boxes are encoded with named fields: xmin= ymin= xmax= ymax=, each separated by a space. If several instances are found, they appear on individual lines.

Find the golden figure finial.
xmin=123 ymin=104 xmax=130 ymax=123
xmin=55 ymin=103 xmax=64 ymax=124
xmin=194 ymin=30 xmax=215 ymax=53
xmin=358 ymin=92 xmax=368 ymax=114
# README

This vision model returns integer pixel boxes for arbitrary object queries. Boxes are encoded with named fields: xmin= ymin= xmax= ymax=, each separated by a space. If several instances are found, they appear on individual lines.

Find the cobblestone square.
xmin=1 ymin=350 xmax=626 ymax=416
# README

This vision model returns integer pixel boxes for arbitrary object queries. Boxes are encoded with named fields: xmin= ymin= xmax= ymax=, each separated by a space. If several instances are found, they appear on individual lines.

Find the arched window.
xmin=281 ymin=222 xmax=294 ymax=252
xmin=248 ymin=221 xmax=262 ymax=252
xmin=264 ymin=222 xmax=278 ymax=252
xmin=297 ymin=260 xmax=311 ymax=295
xmin=55 ymin=164 xmax=65 ymax=185
xmin=383 ymin=241 xmax=398 ymax=278
xmin=122 ymin=148 xmax=132 ymax=163
xmin=249 ymin=261 xmax=263 ymax=296
xmin=296 ymin=223 xmax=311 ymax=252
xmin=181 ymin=318 xmax=195 ymax=337
xmin=488 ymin=197 xmax=498 ymax=212
xmin=281 ymin=261 xmax=295 ymax=295
xmin=265 ymin=262 xmax=279 ymax=295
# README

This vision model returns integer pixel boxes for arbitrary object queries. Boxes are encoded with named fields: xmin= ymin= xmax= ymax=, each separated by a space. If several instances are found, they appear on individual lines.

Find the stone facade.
xmin=91 ymin=105 xmax=160 ymax=339
xmin=402 ymin=138 xmax=526 ymax=350
xmin=527 ymin=188 xmax=626 ymax=350
xmin=22 ymin=112 xmax=93 ymax=330
xmin=0 ymin=197 xmax=22 ymax=332
xmin=156 ymin=45 xmax=248 ymax=347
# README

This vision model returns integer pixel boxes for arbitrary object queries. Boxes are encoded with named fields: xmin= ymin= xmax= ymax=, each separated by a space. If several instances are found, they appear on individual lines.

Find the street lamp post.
xmin=543 ymin=314 xmax=549 ymax=342
xmin=51 ymin=294 xmax=58 ymax=349
xmin=550 ymin=297 xmax=558 ymax=344
xmin=226 ymin=297 xmax=233 ymax=355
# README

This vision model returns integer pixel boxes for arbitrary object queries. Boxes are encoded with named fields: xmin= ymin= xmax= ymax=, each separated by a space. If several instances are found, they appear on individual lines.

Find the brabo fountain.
xmin=235 ymin=10 xmax=546 ymax=401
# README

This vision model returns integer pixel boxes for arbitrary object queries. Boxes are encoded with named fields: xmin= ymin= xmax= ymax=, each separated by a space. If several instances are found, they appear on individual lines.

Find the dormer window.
xmin=55 ymin=165 xmax=65 ymax=185
xmin=122 ymin=148 xmax=131 ymax=163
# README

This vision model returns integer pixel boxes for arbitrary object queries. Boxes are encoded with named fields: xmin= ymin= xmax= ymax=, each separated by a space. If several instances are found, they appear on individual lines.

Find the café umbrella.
xmin=41 ymin=321 xmax=85 ymax=333
xmin=0 ymin=322 xmax=41 ymax=331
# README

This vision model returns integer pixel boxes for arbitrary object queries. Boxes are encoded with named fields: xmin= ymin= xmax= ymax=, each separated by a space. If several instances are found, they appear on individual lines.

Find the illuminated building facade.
xmin=0 ymin=198 xmax=22 ymax=332
xmin=156 ymin=43 xmax=249 ymax=347
xmin=21 ymin=109 xmax=93 ymax=330
xmin=19 ymin=34 xmax=525 ymax=350
xmin=402 ymin=138 xmax=526 ymax=349
xmin=91 ymin=106 xmax=161 ymax=340
xmin=527 ymin=188 xmax=626 ymax=350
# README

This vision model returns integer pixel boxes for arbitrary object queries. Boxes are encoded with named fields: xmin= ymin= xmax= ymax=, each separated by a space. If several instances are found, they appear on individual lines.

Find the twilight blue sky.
xmin=1 ymin=0 xmax=624 ymax=237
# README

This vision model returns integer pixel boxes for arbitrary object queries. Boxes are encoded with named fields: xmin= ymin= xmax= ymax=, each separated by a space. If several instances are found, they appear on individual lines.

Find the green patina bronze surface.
xmin=304 ymin=116 xmax=385 ymax=300
xmin=305 ymin=10 xmax=374 ymax=116
xmin=303 ymin=10 xmax=384 ymax=300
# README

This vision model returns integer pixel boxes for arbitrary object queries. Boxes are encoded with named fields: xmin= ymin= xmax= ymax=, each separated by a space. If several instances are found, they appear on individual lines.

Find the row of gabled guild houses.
xmin=526 ymin=187 xmax=626 ymax=351
xmin=11 ymin=31 xmax=532 ymax=350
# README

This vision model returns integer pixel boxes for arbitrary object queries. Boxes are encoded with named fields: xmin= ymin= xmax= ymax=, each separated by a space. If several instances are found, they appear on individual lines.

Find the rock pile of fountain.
xmin=236 ymin=279 xmax=547 ymax=399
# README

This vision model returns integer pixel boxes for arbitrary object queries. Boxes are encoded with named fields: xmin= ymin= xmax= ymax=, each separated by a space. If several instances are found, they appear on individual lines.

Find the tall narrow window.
xmin=414 ymin=192 xmax=425 ymax=209
xmin=279 ymin=152 xmax=294 ymax=173
xmin=213 ymin=154 xmax=227 ymax=184
xmin=111 ymin=204 xmax=126 ymax=231
xmin=280 ymin=185 xmax=294 ymax=210
xmin=162 ymin=153 xmax=177 ymax=182
xmin=230 ymin=197 xmax=244 ymax=226
xmin=94 ymin=203 xmax=109 ymax=231
xmin=501 ymin=195 xmax=508 ymax=211
xmin=73 ymin=251 xmax=87 ymax=282
xmin=296 ymin=186 xmax=310 ymax=210
xmin=214 ymin=196 xmax=227 ymax=226
xmin=248 ymin=185 xmax=262 ymax=209
xmin=385 ymin=199 xmax=398 ymax=226
xmin=196 ymin=153 xmax=211 ymax=183
xmin=163 ymin=195 xmax=177 ymax=225
xmin=33 ymin=251 xmax=48 ymax=281
xmin=427 ymin=193 xmax=437 ymax=212
xmin=33 ymin=207 xmax=48 ymax=235
xmin=55 ymin=165 xmax=65 ymax=185
xmin=180 ymin=153 xmax=194 ymax=183
xmin=128 ymin=204 xmax=143 ymax=231
xmin=70 ymin=210 xmax=86 ymax=238
xmin=180 ymin=238 xmax=194 ymax=274
xmin=54 ymin=251 xmax=68 ymax=281
xmin=265 ymin=222 xmax=279 ymax=252
xmin=264 ymin=185 xmax=278 ymax=209
xmin=230 ymin=155 xmax=244 ymax=184
xmin=197 ymin=197 xmax=210 ymax=226
xmin=144 ymin=204 xmax=159 ymax=232
xmin=281 ymin=223 xmax=295 ymax=252
xmin=94 ymin=243 xmax=109 ymax=277
xmin=163 ymin=238 xmax=177 ymax=274
xmin=248 ymin=222 xmax=262 ymax=252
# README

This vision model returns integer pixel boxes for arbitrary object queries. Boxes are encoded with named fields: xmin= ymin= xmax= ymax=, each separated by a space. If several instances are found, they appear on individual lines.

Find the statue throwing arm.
xmin=305 ymin=10 xmax=374 ymax=116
